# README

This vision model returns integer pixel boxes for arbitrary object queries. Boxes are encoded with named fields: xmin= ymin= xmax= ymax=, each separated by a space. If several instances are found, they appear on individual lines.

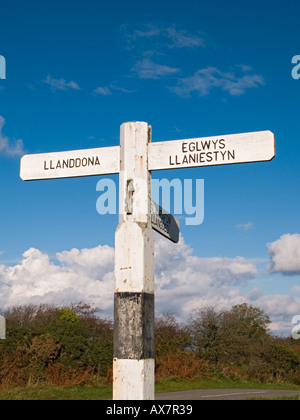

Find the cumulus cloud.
xmin=171 ymin=66 xmax=264 ymax=97
xmin=0 ymin=246 xmax=114 ymax=313
xmin=154 ymin=234 xmax=258 ymax=318
xmin=254 ymin=294 xmax=300 ymax=334
xmin=293 ymin=286 xmax=300 ymax=294
xmin=267 ymin=233 xmax=300 ymax=274
xmin=0 ymin=236 xmax=257 ymax=319
xmin=0 ymin=116 xmax=24 ymax=157
xmin=0 ymin=235 xmax=298 ymax=335
xmin=44 ymin=75 xmax=81 ymax=92
xmin=247 ymin=288 xmax=263 ymax=301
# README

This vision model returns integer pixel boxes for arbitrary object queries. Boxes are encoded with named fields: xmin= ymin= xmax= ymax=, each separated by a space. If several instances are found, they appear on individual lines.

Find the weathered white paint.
xmin=114 ymin=223 xmax=154 ymax=293
xmin=113 ymin=122 xmax=155 ymax=400
xmin=115 ymin=122 xmax=154 ymax=294
xmin=113 ymin=359 xmax=155 ymax=400
xmin=151 ymin=200 xmax=180 ymax=243
xmin=20 ymin=146 xmax=120 ymax=180
xmin=148 ymin=130 xmax=275 ymax=171
xmin=0 ymin=315 xmax=5 ymax=339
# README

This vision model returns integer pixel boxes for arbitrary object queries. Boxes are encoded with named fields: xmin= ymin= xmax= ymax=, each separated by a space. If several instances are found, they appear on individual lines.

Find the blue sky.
xmin=0 ymin=0 xmax=299 ymax=334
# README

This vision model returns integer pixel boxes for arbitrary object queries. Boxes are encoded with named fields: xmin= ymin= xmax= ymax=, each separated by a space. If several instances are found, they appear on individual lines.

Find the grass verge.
xmin=155 ymin=377 xmax=300 ymax=393
xmin=247 ymin=396 xmax=300 ymax=400
xmin=0 ymin=384 xmax=112 ymax=400
xmin=0 ymin=378 xmax=299 ymax=400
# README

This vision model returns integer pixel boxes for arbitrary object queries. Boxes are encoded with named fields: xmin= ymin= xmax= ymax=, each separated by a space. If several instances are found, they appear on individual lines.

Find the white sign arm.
xmin=148 ymin=130 xmax=275 ymax=171
xmin=20 ymin=146 xmax=120 ymax=181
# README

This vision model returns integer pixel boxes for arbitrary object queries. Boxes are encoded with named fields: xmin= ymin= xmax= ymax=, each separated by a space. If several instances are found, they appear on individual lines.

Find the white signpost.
xmin=20 ymin=122 xmax=275 ymax=400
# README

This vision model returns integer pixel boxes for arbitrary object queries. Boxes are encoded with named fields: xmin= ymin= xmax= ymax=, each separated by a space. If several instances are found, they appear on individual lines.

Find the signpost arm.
xmin=113 ymin=122 xmax=155 ymax=400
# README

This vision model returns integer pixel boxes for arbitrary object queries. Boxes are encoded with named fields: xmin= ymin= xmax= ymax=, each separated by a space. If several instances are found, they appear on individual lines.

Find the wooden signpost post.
xmin=20 ymin=122 xmax=275 ymax=400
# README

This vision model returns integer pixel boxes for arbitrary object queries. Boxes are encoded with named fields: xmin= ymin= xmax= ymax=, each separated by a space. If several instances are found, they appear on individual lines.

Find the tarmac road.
xmin=155 ymin=389 xmax=300 ymax=400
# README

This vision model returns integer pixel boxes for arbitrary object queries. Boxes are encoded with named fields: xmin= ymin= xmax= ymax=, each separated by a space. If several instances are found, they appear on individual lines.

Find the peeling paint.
xmin=114 ymin=122 xmax=154 ymax=400
xmin=113 ymin=359 xmax=154 ymax=400
xmin=114 ymin=292 xmax=154 ymax=360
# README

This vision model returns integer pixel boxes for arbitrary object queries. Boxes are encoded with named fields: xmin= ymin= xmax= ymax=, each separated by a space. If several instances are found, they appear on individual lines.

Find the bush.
xmin=0 ymin=303 xmax=113 ymax=387
xmin=0 ymin=303 xmax=299 ymax=388
xmin=155 ymin=313 xmax=191 ymax=356
xmin=155 ymin=353 xmax=210 ymax=380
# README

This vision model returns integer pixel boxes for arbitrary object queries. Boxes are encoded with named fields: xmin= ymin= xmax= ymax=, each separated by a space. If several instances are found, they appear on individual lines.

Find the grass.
xmin=247 ymin=396 xmax=300 ymax=400
xmin=155 ymin=377 xmax=300 ymax=393
xmin=0 ymin=384 xmax=112 ymax=400
xmin=0 ymin=378 xmax=299 ymax=400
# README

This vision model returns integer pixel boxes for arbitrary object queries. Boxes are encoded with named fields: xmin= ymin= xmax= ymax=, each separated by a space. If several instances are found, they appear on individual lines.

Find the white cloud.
xmin=0 ymin=235 xmax=299 ymax=335
xmin=154 ymin=234 xmax=258 ymax=318
xmin=44 ymin=75 xmax=81 ymax=91
xmin=128 ymin=24 xmax=205 ymax=49
xmin=93 ymin=86 xmax=112 ymax=96
xmin=0 ymin=246 xmax=114 ymax=313
xmin=267 ymin=233 xmax=300 ymax=274
xmin=0 ymin=116 xmax=24 ymax=157
xmin=0 ymin=236 xmax=257 ymax=318
xmin=133 ymin=58 xmax=180 ymax=79
xmin=254 ymin=294 xmax=300 ymax=334
xmin=171 ymin=66 xmax=264 ymax=97
xmin=236 ymin=222 xmax=254 ymax=231
xmin=293 ymin=286 xmax=300 ymax=294
xmin=247 ymin=288 xmax=263 ymax=301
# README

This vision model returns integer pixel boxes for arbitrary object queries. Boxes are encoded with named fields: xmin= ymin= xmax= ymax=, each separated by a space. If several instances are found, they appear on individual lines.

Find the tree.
xmin=155 ymin=313 xmax=191 ymax=356
xmin=189 ymin=303 xmax=271 ymax=365
xmin=189 ymin=306 xmax=223 ymax=364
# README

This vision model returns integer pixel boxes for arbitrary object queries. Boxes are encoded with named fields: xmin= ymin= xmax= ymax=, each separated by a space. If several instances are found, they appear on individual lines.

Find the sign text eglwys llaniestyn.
xmin=169 ymin=137 xmax=235 ymax=166
xmin=148 ymin=131 xmax=275 ymax=171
